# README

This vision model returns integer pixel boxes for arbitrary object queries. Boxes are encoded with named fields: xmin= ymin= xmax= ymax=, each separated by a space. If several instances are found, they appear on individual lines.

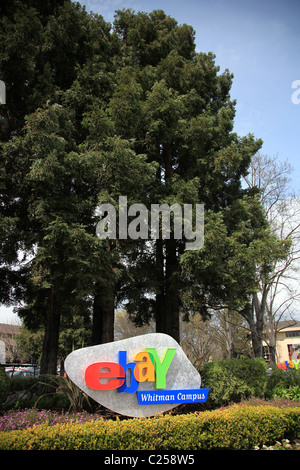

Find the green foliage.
xmin=8 ymin=376 xmax=39 ymax=393
xmin=272 ymin=386 xmax=300 ymax=400
xmin=201 ymin=358 xmax=268 ymax=406
xmin=0 ymin=367 xmax=10 ymax=404
xmin=266 ymin=369 xmax=300 ymax=400
xmin=109 ymin=9 xmax=264 ymax=334
xmin=0 ymin=405 xmax=299 ymax=450
xmin=32 ymin=393 xmax=70 ymax=411
xmin=1 ymin=376 xmax=40 ymax=410
xmin=36 ymin=375 xmax=91 ymax=412
xmin=0 ymin=0 xmax=112 ymax=140
xmin=269 ymin=368 xmax=300 ymax=389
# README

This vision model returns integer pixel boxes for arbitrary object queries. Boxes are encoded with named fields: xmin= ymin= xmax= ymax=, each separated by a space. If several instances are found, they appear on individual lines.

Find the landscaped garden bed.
xmin=1 ymin=360 xmax=299 ymax=450
xmin=0 ymin=401 xmax=299 ymax=450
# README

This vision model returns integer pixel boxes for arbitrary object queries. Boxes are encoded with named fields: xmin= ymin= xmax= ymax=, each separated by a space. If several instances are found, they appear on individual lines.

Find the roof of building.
xmin=277 ymin=320 xmax=300 ymax=331
xmin=0 ymin=323 xmax=20 ymax=335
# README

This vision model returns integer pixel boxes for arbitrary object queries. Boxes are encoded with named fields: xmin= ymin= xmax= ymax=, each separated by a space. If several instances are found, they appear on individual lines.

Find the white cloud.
xmin=81 ymin=0 xmax=144 ymax=22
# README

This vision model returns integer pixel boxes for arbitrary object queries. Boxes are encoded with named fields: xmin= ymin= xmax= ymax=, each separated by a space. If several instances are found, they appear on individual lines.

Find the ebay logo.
xmin=65 ymin=333 xmax=208 ymax=417
xmin=85 ymin=348 xmax=176 ymax=393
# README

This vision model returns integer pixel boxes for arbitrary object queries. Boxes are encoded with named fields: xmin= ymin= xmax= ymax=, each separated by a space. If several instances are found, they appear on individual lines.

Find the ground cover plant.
xmin=0 ymin=409 xmax=101 ymax=432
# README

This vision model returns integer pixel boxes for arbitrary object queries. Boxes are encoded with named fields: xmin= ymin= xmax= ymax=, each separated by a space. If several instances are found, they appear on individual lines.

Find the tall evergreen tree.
xmin=111 ymin=9 xmax=262 ymax=342
xmin=0 ymin=0 xmax=112 ymax=306
xmin=0 ymin=1 xmax=116 ymax=372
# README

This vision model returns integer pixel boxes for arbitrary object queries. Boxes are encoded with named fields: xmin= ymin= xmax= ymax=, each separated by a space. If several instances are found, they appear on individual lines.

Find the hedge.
xmin=0 ymin=405 xmax=299 ymax=450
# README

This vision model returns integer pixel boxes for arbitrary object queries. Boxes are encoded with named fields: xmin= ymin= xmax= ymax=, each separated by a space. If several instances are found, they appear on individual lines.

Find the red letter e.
xmin=85 ymin=362 xmax=125 ymax=390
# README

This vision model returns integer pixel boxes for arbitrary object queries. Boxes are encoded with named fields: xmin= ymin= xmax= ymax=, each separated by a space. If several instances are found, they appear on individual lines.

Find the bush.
xmin=0 ymin=405 xmax=299 ymax=450
xmin=0 ymin=367 xmax=10 ymax=404
xmin=1 ymin=376 xmax=41 ymax=410
xmin=33 ymin=393 xmax=71 ymax=410
xmin=268 ymin=368 xmax=300 ymax=390
xmin=201 ymin=358 xmax=268 ymax=407
xmin=9 ymin=376 xmax=40 ymax=393
xmin=266 ymin=368 xmax=300 ymax=400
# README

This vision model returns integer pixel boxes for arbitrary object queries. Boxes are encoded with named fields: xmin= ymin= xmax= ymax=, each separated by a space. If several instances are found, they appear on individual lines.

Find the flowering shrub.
xmin=0 ymin=409 xmax=102 ymax=432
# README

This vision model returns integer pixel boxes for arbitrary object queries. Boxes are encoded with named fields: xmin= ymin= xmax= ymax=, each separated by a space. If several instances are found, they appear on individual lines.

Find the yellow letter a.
xmin=134 ymin=351 xmax=155 ymax=382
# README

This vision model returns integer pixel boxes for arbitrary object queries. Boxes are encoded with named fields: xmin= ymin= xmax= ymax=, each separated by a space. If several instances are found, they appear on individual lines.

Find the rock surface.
xmin=65 ymin=333 xmax=201 ymax=417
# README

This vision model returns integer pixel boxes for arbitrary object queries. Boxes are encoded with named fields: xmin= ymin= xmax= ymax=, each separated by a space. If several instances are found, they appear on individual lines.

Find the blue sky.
xmin=80 ymin=0 xmax=300 ymax=193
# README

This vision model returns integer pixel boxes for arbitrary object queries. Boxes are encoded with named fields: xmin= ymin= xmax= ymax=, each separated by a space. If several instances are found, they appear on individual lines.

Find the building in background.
xmin=0 ymin=323 xmax=20 ymax=363
xmin=263 ymin=321 xmax=300 ymax=364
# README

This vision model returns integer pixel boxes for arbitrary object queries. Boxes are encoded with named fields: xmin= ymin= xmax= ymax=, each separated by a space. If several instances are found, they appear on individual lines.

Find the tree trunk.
xmin=242 ymin=298 xmax=264 ymax=358
xmin=92 ymin=283 xmax=115 ymax=345
xmin=154 ymin=146 xmax=180 ymax=343
xmin=40 ymin=288 xmax=60 ymax=376
xmin=155 ymin=238 xmax=166 ymax=334
xmin=265 ymin=315 xmax=277 ymax=365
xmin=223 ymin=310 xmax=236 ymax=359
xmin=165 ymin=238 xmax=180 ymax=343
xmin=248 ymin=317 xmax=263 ymax=357
xmin=251 ymin=293 xmax=265 ymax=357
xmin=155 ymin=238 xmax=180 ymax=343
